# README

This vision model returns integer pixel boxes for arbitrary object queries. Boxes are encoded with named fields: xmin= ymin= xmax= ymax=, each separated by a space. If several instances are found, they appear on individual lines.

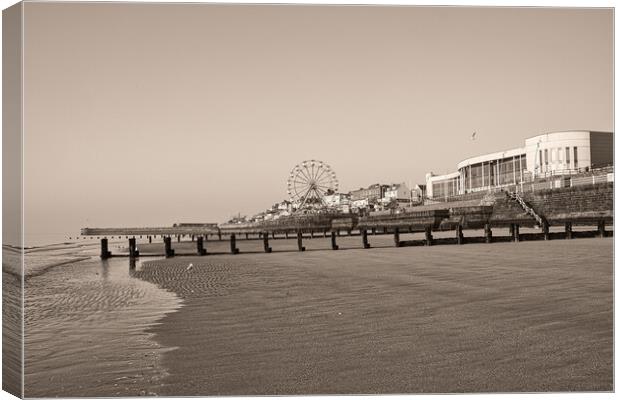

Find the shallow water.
xmin=23 ymin=250 xmax=182 ymax=397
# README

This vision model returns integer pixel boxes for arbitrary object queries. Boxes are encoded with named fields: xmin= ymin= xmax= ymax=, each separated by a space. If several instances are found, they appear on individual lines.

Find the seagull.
xmin=186 ymin=263 xmax=193 ymax=271
xmin=471 ymin=131 xmax=477 ymax=141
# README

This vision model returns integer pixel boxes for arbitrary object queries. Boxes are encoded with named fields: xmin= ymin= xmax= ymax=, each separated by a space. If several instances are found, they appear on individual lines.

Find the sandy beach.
xmin=134 ymin=236 xmax=613 ymax=395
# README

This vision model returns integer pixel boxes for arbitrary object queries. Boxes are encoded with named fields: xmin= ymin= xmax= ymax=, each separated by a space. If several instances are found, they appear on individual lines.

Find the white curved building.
xmin=426 ymin=130 xmax=612 ymax=199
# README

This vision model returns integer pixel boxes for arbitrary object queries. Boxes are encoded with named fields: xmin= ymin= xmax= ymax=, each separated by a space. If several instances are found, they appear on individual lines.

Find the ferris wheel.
xmin=287 ymin=160 xmax=339 ymax=209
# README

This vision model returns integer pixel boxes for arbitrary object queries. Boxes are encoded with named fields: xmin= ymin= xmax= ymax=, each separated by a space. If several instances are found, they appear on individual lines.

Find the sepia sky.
xmin=22 ymin=3 xmax=612 ymax=241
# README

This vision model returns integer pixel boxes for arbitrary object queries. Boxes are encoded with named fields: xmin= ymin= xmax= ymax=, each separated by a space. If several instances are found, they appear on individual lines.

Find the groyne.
xmin=88 ymin=182 xmax=613 ymax=258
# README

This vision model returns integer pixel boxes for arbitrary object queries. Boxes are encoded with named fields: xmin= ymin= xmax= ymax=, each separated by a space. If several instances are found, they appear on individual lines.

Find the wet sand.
xmin=2 ymin=270 xmax=22 ymax=397
xmin=135 ymin=236 xmax=613 ymax=395
xmin=22 ymin=252 xmax=183 ymax=397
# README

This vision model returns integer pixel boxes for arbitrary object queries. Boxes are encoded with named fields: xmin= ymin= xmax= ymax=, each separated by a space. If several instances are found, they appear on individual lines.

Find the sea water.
xmin=18 ymin=244 xmax=182 ymax=397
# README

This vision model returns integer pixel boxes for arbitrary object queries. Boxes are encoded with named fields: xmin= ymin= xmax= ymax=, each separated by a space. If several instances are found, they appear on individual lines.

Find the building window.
xmin=557 ymin=147 xmax=562 ymax=163
xmin=566 ymin=147 xmax=570 ymax=167
xmin=544 ymin=149 xmax=548 ymax=166
xmin=539 ymin=150 xmax=543 ymax=170
xmin=574 ymin=147 xmax=578 ymax=169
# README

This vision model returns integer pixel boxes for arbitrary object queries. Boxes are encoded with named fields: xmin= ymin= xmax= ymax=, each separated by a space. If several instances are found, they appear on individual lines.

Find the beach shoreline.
xmin=135 ymin=236 xmax=613 ymax=395
xmin=21 ymin=251 xmax=184 ymax=397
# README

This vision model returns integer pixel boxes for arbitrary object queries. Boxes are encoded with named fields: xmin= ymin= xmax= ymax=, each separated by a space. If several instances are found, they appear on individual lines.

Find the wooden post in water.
xmin=230 ymin=234 xmax=239 ymax=254
xmin=331 ymin=231 xmax=339 ymax=250
xmin=393 ymin=227 xmax=401 ymax=247
xmin=263 ymin=233 xmax=272 ymax=253
xmin=565 ymin=222 xmax=573 ymax=239
xmin=164 ymin=237 xmax=175 ymax=258
xmin=100 ymin=238 xmax=111 ymax=259
xmin=129 ymin=238 xmax=140 ymax=258
xmin=513 ymin=224 xmax=520 ymax=242
xmin=196 ymin=236 xmax=207 ymax=256
xmin=297 ymin=231 xmax=305 ymax=251
xmin=455 ymin=224 xmax=464 ymax=245
xmin=484 ymin=223 xmax=492 ymax=244
xmin=362 ymin=229 xmax=370 ymax=248
xmin=542 ymin=221 xmax=550 ymax=240
xmin=425 ymin=226 xmax=433 ymax=246
xmin=598 ymin=220 xmax=606 ymax=238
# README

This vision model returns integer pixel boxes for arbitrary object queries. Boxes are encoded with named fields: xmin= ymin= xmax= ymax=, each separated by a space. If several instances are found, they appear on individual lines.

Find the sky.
xmin=20 ymin=3 xmax=612 ymax=242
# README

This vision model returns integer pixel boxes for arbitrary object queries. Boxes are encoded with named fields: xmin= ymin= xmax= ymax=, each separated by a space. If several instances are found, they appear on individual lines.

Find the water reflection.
xmin=24 ymin=251 xmax=182 ymax=397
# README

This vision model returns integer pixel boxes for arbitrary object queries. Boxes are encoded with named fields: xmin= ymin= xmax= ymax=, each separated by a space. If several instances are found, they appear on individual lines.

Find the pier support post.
xmin=297 ymin=231 xmax=305 ymax=251
xmin=337 ymin=230 xmax=341 ymax=236
xmin=129 ymin=238 xmax=140 ymax=258
xmin=425 ymin=226 xmax=433 ymax=246
xmin=285 ymin=231 xmax=289 ymax=239
xmin=164 ymin=237 xmax=175 ymax=258
xmin=512 ymin=224 xmax=520 ymax=242
xmin=331 ymin=231 xmax=339 ymax=250
xmin=323 ymin=230 xmax=327 ymax=238
xmin=272 ymin=232 xmax=276 ymax=240
xmin=542 ymin=221 xmax=550 ymax=241
xmin=191 ymin=235 xmax=195 ymax=242
xmin=394 ymin=227 xmax=401 ymax=247
xmin=177 ymin=235 xmax=180 ymax=243
xmin=148 ymin=235 xmax=152 ymax=243
xmin=245 ymin=233 xmax=249 ymax=240
xmin=565 ymin=222 xmax=573 ymax=239
xmin=196 ymin=236 xmax=207 ymax=256
xmin=383 ymin=227 xmax=387 ymax=234
xmin=484 ymin=224 xmax=492 ymax=244
xmin=362 ymin=229 xmax=370 ymax=249
xmin=263 ymin=233 xmax=272 ymax=253
xmin=347 ymin=229 xmax=352 ymax=236
xmin=598 ymin=221 xmax=606 ymax=238
xmin=218 ymin=231 xmax=222 ymax=241
xmin=455 ymin=224 xmax=464 ymax=245
xmin=372 ymin=227 xmax=376 ymax=235
xmin=230 ymin=234 xmax=239 ymax=254
xmin=100 ymin=238 xmax=111 ymax=259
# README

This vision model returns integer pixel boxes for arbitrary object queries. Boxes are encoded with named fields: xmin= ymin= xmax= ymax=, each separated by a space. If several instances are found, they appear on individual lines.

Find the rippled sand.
xmin=3 ymin=271 xmax=22 ymax=396
xmin=23 ymin=256 xmax=182 ymax=397
xmin=136 ymin=237 xmax=612 ymax=395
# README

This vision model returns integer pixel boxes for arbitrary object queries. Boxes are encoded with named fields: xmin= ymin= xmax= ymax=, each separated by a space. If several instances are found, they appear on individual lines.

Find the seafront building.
xmin=426 ymin=130 xmax=613 ymax=199
xmin=382 ymin=183 xmax=410 ymax=202
xmin=410 ymin=184 xmax=426 ymax=203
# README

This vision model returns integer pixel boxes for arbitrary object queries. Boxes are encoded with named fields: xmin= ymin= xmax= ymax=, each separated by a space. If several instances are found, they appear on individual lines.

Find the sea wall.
xmin=522 ymin=182 xmax=613 ymax=225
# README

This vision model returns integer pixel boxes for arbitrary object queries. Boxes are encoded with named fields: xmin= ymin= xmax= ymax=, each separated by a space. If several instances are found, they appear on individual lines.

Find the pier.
xmin=88 ymin=182 xmax=613 ymax=259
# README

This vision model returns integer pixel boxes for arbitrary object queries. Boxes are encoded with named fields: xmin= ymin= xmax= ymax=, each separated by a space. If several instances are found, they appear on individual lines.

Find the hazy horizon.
xmin=19 ymin=3 xmax=613 ymax=244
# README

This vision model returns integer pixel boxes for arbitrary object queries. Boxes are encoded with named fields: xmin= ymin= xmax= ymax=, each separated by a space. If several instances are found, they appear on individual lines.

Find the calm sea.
xmin=14 ymin=243 xmax=183 ymax=397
